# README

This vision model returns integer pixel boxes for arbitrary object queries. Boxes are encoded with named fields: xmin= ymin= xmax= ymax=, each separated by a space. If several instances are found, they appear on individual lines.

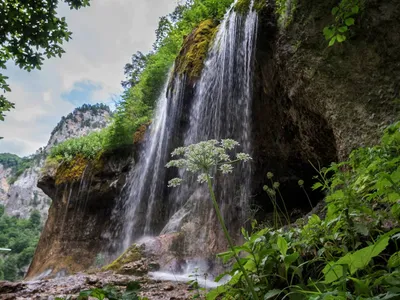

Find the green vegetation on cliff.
xmin=0 ymin=207 xmax=42 ymax=281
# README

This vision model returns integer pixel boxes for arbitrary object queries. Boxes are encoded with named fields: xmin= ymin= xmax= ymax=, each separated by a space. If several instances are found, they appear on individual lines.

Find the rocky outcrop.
xmin=25 ymin=147 xmax=134 ymax=279
xmin=250 ymin=0 xmax=399 ymax=211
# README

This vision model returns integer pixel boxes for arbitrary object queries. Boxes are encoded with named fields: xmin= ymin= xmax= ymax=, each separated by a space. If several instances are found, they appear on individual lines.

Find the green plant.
xmin=77 ymin=281 xmax=147 ymax=300
xmin=207 ymin=122 xmax=400 ymax=299
xmin=188 ymin=268 xmax=207 ymax=299
xmin=166 ymin=139 xmax=258 ymax=300
xmin=323 ymin=0 xmax=363 ymax=46
xmin=263 ymin=172 xmax=291 ymax=228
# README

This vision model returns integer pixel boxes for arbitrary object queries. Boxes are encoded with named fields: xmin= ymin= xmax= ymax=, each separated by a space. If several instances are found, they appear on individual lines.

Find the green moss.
xmin=254 ymin=0 xmax=267 ymax=13
xmin=102 ymin=244 xmax=142 ymax=272
xmin=234 ymin=0 xmax=251 ymax=14
xmin=175 ymin=19 xmax=217 ymax=80
xmin=55 ymin=155 xmax=88 ymax=185
xmin=133 ymin=120 xmax=152 ymax=144
xmin=276 ymin=0 xmax=298 ymax=28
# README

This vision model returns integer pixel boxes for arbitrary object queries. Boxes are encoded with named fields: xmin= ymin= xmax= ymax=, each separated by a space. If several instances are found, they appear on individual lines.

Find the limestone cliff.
xmin=26 ymin=146 xmax=134 ymax=279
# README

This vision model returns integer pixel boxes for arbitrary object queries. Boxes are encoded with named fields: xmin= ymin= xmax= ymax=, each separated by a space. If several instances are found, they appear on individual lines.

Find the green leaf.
xmin=277 ymin=236 xmax=288 ymax=256
xmin=338 ymin=26 xmax=348 ymax=33
xmin=388 ymin=252 xmax=400 ymax=268
xmin=352 ymin=6 xmax=360 ymax=14
xmin=312 ymin=182 xmax=324 ymax=190
xmin=345 ymin=18 xmax=355 ymax=26
xmin=332 ymin=6 xmax=339 ymax=15
xmin=337 ymin=34 xmax=347 ymax=43
xmin=264 ymin=289 xmax=282 ymax=299
xmin=284 ymin=252 xmax=300 ymax=267
xmin=323 ymin=233 xmax=391 ymax=283
xmin=206 ymin=286 xmax=227 ymax=300
xmin=323 ymin=27 xmax=335 ymax=40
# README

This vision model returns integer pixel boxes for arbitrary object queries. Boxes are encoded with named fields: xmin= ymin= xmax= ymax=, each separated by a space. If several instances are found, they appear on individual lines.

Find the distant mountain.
xmin=0 ymin=103 xmax=112 ymax=220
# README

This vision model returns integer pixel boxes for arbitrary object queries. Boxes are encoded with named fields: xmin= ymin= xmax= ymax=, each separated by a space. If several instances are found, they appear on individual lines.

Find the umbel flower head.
xmin=166 ymin=139 xmax=252 ymax=187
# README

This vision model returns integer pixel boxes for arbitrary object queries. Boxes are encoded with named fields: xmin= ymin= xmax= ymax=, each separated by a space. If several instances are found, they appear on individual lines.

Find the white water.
xmin=110 ymin=0 xmax=259 ymax=276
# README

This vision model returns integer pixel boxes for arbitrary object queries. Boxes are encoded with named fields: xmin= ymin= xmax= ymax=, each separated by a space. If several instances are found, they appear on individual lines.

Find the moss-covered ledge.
xmin=174 ymin=19 xmax=218 ymax=81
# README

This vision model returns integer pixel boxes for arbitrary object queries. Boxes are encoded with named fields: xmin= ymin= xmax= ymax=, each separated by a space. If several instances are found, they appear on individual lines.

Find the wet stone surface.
xmin=0 ymin=271 xmax=194 ymax=300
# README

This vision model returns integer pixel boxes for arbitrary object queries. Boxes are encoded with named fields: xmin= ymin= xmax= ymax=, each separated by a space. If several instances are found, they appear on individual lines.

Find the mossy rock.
xmin=234 ymin=0 xmax=251 ymax=14
xmin=102 ymin=244 xmax=143 ymax=272
xmin=133 ymin=120 xmax=152 ymax=144
xmin=175 ymin=19 xmax=218 ymax=80
xmin=254 ymin=0 xmax=267 ymax=13
xmin=55 ymin=155 xmax=88 ymax=185
xmin=234 ymin=0 xmax=266 ymax=14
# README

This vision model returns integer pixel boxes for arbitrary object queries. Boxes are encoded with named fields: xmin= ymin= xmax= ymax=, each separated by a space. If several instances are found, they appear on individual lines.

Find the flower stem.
xmin=206 ymin=175 xmax=259 ymax=300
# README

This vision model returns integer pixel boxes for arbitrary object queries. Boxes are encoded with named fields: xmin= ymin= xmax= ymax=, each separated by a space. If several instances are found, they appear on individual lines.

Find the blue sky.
xmin=0 ymin=0 xmax=178 ymax=156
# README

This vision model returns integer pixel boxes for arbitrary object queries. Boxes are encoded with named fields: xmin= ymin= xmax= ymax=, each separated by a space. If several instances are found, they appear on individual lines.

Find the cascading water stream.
xmin=113 ymin=0 xmax=259 ymax=272
xmin=162 ymin=0 xmax=258 ymax=236
xmin=119 ymin=73 xmax=186 ymax=250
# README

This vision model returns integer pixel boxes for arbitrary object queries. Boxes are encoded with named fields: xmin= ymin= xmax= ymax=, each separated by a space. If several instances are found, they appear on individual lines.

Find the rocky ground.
xmin=0 ymin=271 xmax=197 ymax=300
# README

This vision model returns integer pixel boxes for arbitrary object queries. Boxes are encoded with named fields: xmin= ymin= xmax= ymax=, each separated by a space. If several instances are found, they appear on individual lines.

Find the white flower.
xmin=166 ymin=139 xmax=251 ymax=188
xmin=220 ymin=164 xmax=233 ymax=174
xmin=197 ymin=173 xmax=208 ymax=183
xmin=168 ymin=178 xmax=183 ymax=187
xmin=219 ymin=153 xmax=230 ymax=162
xmin=221 ymin=139 xmax=239 ymax=150
xmin=236 ymin=153 xmax=252 ymax=162
xmin=171 ymin=147 xmax=187 ymax=157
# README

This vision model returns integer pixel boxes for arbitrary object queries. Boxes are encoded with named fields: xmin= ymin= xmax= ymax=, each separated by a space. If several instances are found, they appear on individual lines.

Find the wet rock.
xmin=0 ymin=271 xmax=194 ymax=300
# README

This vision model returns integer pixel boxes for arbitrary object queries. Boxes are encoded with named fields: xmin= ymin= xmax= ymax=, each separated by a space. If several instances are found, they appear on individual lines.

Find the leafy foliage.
xmin=77 ymin=281 xmax=147 ymax=300
xmin=208 ymin=122 xmax=400 ymax=299
xmin=0 ymin=0 xmax=90 ymax=122
xmin=323 ymin=0 xmax=362 ymax=46
xmin=0 ymin=207 xmax=42 ymax=281
xmin=49 ymin=130 xmax=107 ymax=162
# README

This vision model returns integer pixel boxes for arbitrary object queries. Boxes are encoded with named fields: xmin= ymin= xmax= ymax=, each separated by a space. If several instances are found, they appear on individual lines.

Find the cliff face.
xmin=28 ymin=0 xmax=400 ymax=278
xmin=251 ymin=0 xmax=399 ymax=210
xmin=0 ymin=105 xmax=112 ymax=221
xmin=26 ymin=147 xmax=134 ymax=279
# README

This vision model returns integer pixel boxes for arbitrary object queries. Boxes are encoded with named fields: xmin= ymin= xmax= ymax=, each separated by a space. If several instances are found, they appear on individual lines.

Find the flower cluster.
xmin=166 ymin=139 xmax=252 ymax=187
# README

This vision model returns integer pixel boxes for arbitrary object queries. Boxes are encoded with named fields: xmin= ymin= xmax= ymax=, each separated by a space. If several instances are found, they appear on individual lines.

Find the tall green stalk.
xmin=206 ymin=175 xmax=259 ymax=300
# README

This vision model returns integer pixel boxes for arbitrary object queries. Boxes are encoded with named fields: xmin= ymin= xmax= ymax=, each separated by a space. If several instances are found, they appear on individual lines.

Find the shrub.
xmin=207 ymin=122 xmax=400 ymax=299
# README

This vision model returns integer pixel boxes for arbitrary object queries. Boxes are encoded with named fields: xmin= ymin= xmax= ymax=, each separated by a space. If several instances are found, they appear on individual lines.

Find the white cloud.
xmin=0 ymin=0 xmax=178 ymax=157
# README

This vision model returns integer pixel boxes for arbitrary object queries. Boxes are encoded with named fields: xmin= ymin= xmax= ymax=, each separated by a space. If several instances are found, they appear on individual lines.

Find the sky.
xmin=0 ymin=0 xmax=178 ymax=157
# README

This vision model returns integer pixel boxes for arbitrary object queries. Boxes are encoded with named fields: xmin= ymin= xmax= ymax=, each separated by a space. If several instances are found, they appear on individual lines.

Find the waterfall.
xmin=114 ymin=0 xmax=258 ymax=260
xmin=162 ymin=1 xmax=258 ymax=237
xmin=118 ymin=73 xmax=187 ymax=250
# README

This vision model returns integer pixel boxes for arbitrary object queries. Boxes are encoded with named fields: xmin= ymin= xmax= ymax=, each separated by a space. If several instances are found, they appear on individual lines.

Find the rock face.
xmin=25 ymin=147 xmax=134 ymax=279
xmin=0 ymin=104 xmax=112 ymax=220
xmin=250 ymin=0 xmax=399 ymax=210
xmin=27 ymin=0 xmax=400 ymax=280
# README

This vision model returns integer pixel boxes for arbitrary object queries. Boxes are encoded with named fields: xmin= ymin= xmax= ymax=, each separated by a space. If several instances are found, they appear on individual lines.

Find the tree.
xmin=29 ymin=210 xmax=41 ymax=229
xmin=3 ymin=256 xmax=17 ymax=281
xmin=0 ymin=0 xmax=91 ymax=122
xmin=121 ymin=52 xmax=150 ymax=89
